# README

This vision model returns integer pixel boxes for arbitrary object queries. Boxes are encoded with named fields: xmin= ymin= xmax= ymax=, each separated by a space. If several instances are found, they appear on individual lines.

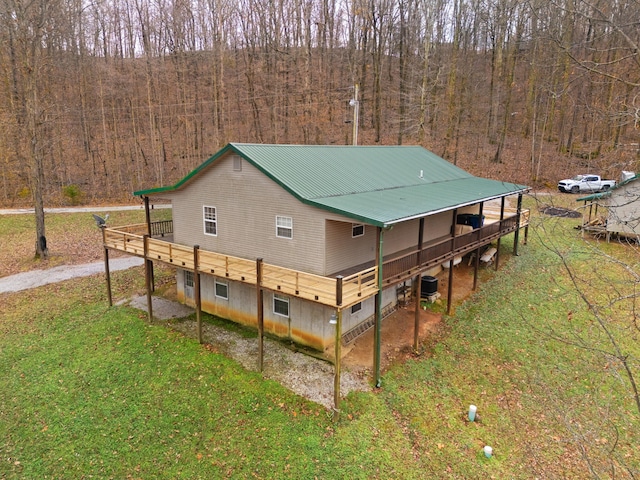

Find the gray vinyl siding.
xmin=324 ymin=211 xmax=461 ymax=275
xmin=422 ymin=212 xmax=456 ymax=242
xmin=383 ymin=220 xmax=421 ymax=253
xmin=384 ymin=212 xmax=458 ymax=252
xmin=165 ymin=153 xmax=331 ymax=275
xmin=325 ymin=220 xmax=377 ymax=275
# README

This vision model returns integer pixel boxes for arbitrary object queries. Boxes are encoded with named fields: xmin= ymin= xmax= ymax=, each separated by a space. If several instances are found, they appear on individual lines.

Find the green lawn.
xmin=1 ymin=199 xmax=638 ymax=478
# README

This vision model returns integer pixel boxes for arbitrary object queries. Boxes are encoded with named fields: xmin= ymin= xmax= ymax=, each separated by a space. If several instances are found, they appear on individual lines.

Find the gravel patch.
xmin=127 ymin=296 xmax=370 ymax=410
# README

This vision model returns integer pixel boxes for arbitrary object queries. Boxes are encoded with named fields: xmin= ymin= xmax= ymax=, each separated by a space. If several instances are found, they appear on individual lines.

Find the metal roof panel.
xmin=134 ymin=143 xmax=529 ymax=227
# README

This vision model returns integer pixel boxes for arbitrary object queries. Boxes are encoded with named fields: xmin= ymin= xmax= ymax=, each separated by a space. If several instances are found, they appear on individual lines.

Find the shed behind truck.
xmin=578 ymin=171 xmax=640 ymax=241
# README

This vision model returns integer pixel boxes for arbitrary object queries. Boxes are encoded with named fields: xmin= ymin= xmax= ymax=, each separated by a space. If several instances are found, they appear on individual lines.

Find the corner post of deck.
xmin=473 ymin=203 xmax=484 ymax=291
xmin=477 ymin=202 xmax=484 ymax=246
xmin=413 ymin=273 xmax=421 ymax=352
xmin=194 ymin=245 xmax=202 ymax=344
xmin=447 ymin=210 xmax=458 ymax=316
xmin=143 ymin=196 xmax=155 ymax=291
xmin=144 ymin=196 xmax=151 ymax=236
xmin=414 ymin=218 xmax=425 ymax=352
xmin=102 ymin=225 xmax=112 ymax=306
xmin=495 ymin=197 xmax=505 ymax=271
xmin=256 ymin=258 xmax=264 ymax=372
xmin=374 ymin=227 xmax=384 ymax=388
xmin=513 ymin=193 xmax=523 ymax=256
xmin=143 ymin=234 xmax=153 ymax=321
xmin=333 ymin=276 xmax=343 ymax=421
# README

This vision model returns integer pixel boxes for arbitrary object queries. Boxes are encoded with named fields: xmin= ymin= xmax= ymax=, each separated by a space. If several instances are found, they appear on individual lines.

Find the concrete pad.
xmin=128 ymin=295 xmax=194 ymax=320
xmin=0 ymin=257 xmax=144 ymax=294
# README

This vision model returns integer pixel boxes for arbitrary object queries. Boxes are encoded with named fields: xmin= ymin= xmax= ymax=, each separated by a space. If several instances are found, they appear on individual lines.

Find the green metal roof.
xmin=134 ymin=143 xmax=529 ymax=227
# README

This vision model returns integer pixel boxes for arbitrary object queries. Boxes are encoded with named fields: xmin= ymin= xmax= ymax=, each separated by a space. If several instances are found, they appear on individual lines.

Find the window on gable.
xmin=352 ymin=223 xmax=365 ymax=238
xmin=273 ymin=293 xmax=290 ymax=317
xmin=233 ymin=157 xmax=242 ymax=172
xmin=276 ymin=216 xmax=293 ymax=239
xmin=215 ymin=280 xmax=228 ymax=299
xmin=204 ymin=206 xmax=217 ymax=236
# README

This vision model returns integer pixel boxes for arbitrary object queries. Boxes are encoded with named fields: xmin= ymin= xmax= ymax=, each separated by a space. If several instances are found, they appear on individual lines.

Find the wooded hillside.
xmin=1 ymin=0 xmax=639 ymax=206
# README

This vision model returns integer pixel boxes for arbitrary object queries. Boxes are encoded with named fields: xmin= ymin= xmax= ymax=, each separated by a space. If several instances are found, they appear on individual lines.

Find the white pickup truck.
xmin=557 ymin=174 xmax=616 ymax=194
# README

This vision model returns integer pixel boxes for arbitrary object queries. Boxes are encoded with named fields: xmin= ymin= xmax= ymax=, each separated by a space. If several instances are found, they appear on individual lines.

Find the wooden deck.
xmin=103 ymin=208 xmax=528 ymax=309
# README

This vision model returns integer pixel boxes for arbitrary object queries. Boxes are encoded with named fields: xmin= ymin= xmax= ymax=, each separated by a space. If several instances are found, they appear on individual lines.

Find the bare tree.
xmin=0 ymin=0 xmax=62 ymax=258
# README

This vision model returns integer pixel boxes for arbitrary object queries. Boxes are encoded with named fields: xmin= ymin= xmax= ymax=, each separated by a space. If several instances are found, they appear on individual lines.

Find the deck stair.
xmin=342 ymin=303 xmax=397 ymax=345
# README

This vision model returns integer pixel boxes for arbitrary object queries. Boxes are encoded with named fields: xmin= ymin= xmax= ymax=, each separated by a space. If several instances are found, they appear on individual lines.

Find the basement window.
xmin=215 ymin=280 xmax=228 ymax=300
xmin=352 ymin=223 xmax=365 ymax=238
xmin=351 ymin=302 xmax=362 ymax=314
xmin=273 ymin=293 xmax=290 ymax=317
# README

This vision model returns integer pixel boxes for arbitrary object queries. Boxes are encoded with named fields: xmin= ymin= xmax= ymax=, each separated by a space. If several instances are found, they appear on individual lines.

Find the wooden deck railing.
xmin=103 ymin=224 xmax=379 ymax=308
xmin=104 ymin=209 xmax=527 ymax=308
xmin=150 ymin=220 xmax=173 ymax=237
xmin=382 ymin=210 xmax=527 ymax=285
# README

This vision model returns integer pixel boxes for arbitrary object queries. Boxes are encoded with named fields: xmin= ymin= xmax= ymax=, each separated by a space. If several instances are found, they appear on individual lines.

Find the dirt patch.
xmin=342 ymin=264 xmax=478 ymax=373
xmin=342 ymin=304 xmax=442 ymax=372
xmin=539 ymin=205 xmax=582 ymax=218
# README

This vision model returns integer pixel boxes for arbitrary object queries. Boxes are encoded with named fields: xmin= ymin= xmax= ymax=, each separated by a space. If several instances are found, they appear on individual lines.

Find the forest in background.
xmin=1 ymin=0 xmax=639 ymax=207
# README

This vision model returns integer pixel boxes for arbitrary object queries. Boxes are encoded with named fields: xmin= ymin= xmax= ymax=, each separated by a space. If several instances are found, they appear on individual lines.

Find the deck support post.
xmin=144 ymin=196 xmax=151 ymax=235
xmin=257 ymin=258 xmax=264 ymax=372
xmin=513 ymin=193 xmax=523 ymax=256
xmin=143 ymin=196 xmax=155 ymax=292
xmin=374 ymin=227 xmax=384 ymax=388
xmin=333 ymin=277 xmax=343 ymax=420
xmin=473 ymin=203 xmax=484 ymax=291
xmin=143 ymin=235 xmax=153 ymax=321
xmin=495 ymin=197 xmax=505 ymax=271
xmin=414 ymin=218 xmax=424 ymax=351
xmin=447 ymin=262 xmax=454 ymax=315
xmin=102 ymin=226 xmax=112 ymax=306
xmin=194 ymin=245 xmax=202 ymax=344
xmin=447 ymin=209 xmax=458 ymax=315
xmin=413 ymin=274 xmax=421 ymax=351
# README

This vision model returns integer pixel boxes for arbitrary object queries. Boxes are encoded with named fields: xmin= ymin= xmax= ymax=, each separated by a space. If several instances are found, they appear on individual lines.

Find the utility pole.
xmin=349 ymin=84 xmax=360 ymax=145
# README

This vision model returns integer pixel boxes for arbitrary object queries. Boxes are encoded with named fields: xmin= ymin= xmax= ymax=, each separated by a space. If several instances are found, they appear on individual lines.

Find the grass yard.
xmin=1 ymin=195 xmax=638 ymax=478
xmin=0 ymin=208 xmax=170 ymax=277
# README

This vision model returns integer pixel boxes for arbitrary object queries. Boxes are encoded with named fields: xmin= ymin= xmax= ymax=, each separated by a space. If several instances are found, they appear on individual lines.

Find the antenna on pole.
xmin=349 ymin=84 xmax=359 ymax=145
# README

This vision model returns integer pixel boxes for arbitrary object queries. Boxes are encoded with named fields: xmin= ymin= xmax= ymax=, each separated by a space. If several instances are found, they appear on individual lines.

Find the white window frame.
xmin=184 ymin=270 xmax=194 ymax=288
xmin=276 ymin=215 xmax=293 ymax=239
xmin=233 ymin=157 xmax=242 ymax=172
xmin=215 ymin=279 xmax=228 ymax=300
xmin=203 ymin=206 xmax=217 ymax=236
xmin=352 ymin=223 xmax=365 ymax=238
xmin=273 ymin=293 xmax=290 ymax=317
